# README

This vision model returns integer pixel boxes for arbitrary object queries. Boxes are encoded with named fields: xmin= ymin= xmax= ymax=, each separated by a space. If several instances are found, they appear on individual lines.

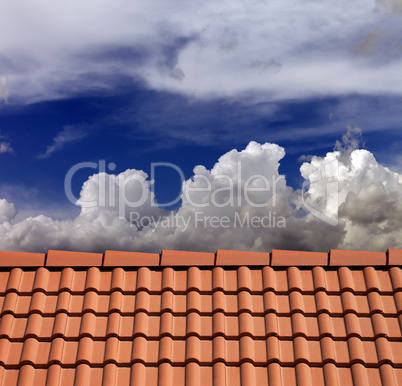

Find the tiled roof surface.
xmin=0 ymin=248 xmax=401 ymax=385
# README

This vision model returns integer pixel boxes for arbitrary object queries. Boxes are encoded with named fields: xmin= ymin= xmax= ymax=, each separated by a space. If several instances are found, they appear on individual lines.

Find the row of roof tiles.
xmin=1 ymin=312 xmax=401 ymax=341
xmin=1 ymin=248 xmax=402 ymax=267
xmin=1 ymin=335 xmax=401 ymax=367
xmin=1 ymin=265 xmax=401 ymax=295
xmin=1 ymin=290 xmax=401 ymax=317
xmin=2 ymin=363 xmax=400 ymax=386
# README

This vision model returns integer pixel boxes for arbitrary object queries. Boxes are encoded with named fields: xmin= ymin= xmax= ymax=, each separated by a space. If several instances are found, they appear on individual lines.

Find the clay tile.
xmin=212 ymin=312 xmax=226 ymax=336
xmin=20 ymin=337 xmax=39 ymax=365
xmin=160 ymin=311 xmax=173 ymax=336
xmin=351 ymin=363 xmax=370 ymax=385
xmin=110 ymin=268 xmax=125 ymax=292
xmin=238 ymin=291 xmax=253 ymax=313
xmin=187 ymin=291 xmax=201 ymax=313
xmin=239 ymin=335 xmax=254 ymax=362
xmin=187 ymin=267 xmax=201 ymax=291
xmin=240 ymin=362 xmax=256 ymax=385
xmin=157 ymin=336 xmax=172 ymax=363
xmin=291 ymin=312 xmax=308 ymax=337
xmin=347 ymin=337 xmax=365 ymax=364
xmin=160 ymin=250 xmax=214 ymax=266
xmin=271 ymin=249 xmax=328 ymax=266
xmin=6 ymin=268 xmax=23 ymax=293
xmin=136 ymin=267 xmax=151 ymax=291
xmin=341 ymin=291 xmax=357 ymax=314
xmin=312 ymin=266 xmax=327 ymax=291
xmin=289 ymin=291 xmax=304 ymax=314
xmin=46 ymin=364 xmax=62 ymax=384
xmin=59 ymin=268 xmax=74 ymax=292
xmin=238 ymin=312 xmax=254 ymax=337
xmin=330 ymin=249 xmax=386 ymax=266
xmin=268 ymin=363 xmax=282 ymax=385
xmin=52 ymin=312 xmax=68 ymax=338
xmin=46 ymin=250 xmax=102 ymax=267
xmin=186 ymin=312 xmax=201 ymax=336
xmin=17 ymin=365 xmax=36 ymax=385
xmin=130 ymin=363 xmax=147 ymax=384
xmin=379 ymin=364 xmax=398 ymax=386
xmin=85 ymin=267 xmax=101 ymax=292
xmin=2 ymin=292 xmax=18 ymax=314
xmin=388 ymin=249 xmax=402 ymax=266
xmin=79 ymin=312 xmax=97 ymax=337
xmin=237 ymin=267 xmax=252 ymax=291
xmin=133 ymin=312 xmax=148 ymax=336
xmin=109 ymin=291 xmax=123 ymax=313
xmin=367 ymin=291 xmax=383 ymax=314
xmin=161 ymin=291 xmax=174 ymax=313
xmin=104 ymin=250 xmax=159 ymax=267
xmin=185 ymin=336 xmax=200 ymax=363
xmin=212 ymin=267 xmax=225 ymax=291
xmin=103 ymin=363 xmax=118 ymax=386
xmin=337 ymin=267 xmax=354 ymax=292
xmin=48 ymin=337 xmax=65 ymax=363
xmin=215 ymin=250 xmax=269 ymax=266
xmin=106 ymin=312 xmax=121 ymax=337
xmin=375 ymin=337 xmax=393 ymax=364
xmin=74 ymin=364 xmax=91 ymax=385
xmin=161 ymin=268 xmax=175 ymax=292
xmin=82 ymin=291 xmax=98 ymax=313
xmin=370 ymin=313 xmax=388 ymax=338
xmin=287 ymin=267 xmax=303 ymax=292
xmin=0 ymin=251 xmax=45 ymax=267
xmin=262 ymin=266 xmax=275 ymax=291
xmin=363 ymin=267 xmax=380 ymax=292
xmin=344 ymin=313 xmax=362 ymax=338
xmin=24 ymin=313 xmax=42 ymax=338
xmin=212 ymin=336 xmax=226 ymax=361
xmin=103 ymin=336 xmax=119 ymax=363
xmin=266 ymin=336 xmax=280 ymax=362
xmin=295 ymin=362 xmax=312 ymax=386
xmin=389 ymin=267 xmax=402 ymax=291
xmin=32 ymin=267 xmax=49 ymax=293
xmin=320 ymin=336 xmax=336 ymax=362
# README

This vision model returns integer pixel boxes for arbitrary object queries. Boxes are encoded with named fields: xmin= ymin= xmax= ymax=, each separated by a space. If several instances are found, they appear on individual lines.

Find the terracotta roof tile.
xmin=389 ymin=248 xmax=402 ymax=266
xmin=330 ymin=249 xmax=387 ymax=266
xmin=271 ymin=249 xmax=328 ymax=266
xmin=0 ymin=248 xmax=401 ymax=385
xmin=0 ymin=251 xmax=45 ymax=267
xmin=46 ymin=250 xmax=103 ymax=267
xmin=216 ymin=249 xmax=270 ymax=266
xmin=103 ymin=250 xmax=160 ymax=267
xmin=160 ymin=250 xmax=215 ymax=266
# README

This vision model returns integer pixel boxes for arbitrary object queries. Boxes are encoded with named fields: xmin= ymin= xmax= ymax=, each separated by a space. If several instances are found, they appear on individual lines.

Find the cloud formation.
xmin=0 ymin=142 xmax=13 ymax=154
xmin=0 ymin=139 xmax=401 ymax=253
xmin=38 ymin=125 xmax=90 ymax=159
xmin=0 ymin=0 xmax=401 ymax=104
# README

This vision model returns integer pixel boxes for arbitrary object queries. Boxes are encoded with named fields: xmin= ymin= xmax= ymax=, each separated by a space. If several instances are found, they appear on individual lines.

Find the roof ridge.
xmin=0 ymin=248 xmax=401 ymax=268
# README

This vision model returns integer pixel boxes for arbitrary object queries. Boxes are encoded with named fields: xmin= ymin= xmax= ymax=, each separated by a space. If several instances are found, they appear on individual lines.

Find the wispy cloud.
xmin=0 ymin=142 xmax=14 ymax=154
xmin=0 ymin=0 xmax=401 ymax=104
xmin=38 ymin=125 xmax=90 ymax=159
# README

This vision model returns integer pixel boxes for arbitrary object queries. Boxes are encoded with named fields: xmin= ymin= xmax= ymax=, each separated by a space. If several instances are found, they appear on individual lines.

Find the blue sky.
xmin=0 ymin=0 xmax=401 ymax=253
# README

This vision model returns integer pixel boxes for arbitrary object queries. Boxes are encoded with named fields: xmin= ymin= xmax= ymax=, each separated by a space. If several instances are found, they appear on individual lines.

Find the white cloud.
xmin=0 ymin=0 xmax=401 ymax=104
xmin=38 ymin=125 xmax=90 ymax=159
xmin=0 ymin=138 xmax=400 ymax=253
xmin=0 ymin=142 xmax=13 ymax=154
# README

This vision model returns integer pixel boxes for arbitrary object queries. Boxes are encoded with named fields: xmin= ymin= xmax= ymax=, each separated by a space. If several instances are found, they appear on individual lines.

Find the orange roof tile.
xmin=0 ymin=248 xmax=401 ymax=385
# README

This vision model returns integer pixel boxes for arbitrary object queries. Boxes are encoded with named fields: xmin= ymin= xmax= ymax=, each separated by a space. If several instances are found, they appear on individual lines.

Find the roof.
xmin=0 ymin=248 xmax=401 ymax=385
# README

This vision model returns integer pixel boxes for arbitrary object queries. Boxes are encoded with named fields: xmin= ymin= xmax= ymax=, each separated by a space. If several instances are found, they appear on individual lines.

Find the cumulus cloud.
xmin=0 ymin=135 xmax=400 ymax=253
xmin=38 ymin=125 xmax=90 ymax=159
xmin=0 ymin=0 xmax=401 ymax=104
